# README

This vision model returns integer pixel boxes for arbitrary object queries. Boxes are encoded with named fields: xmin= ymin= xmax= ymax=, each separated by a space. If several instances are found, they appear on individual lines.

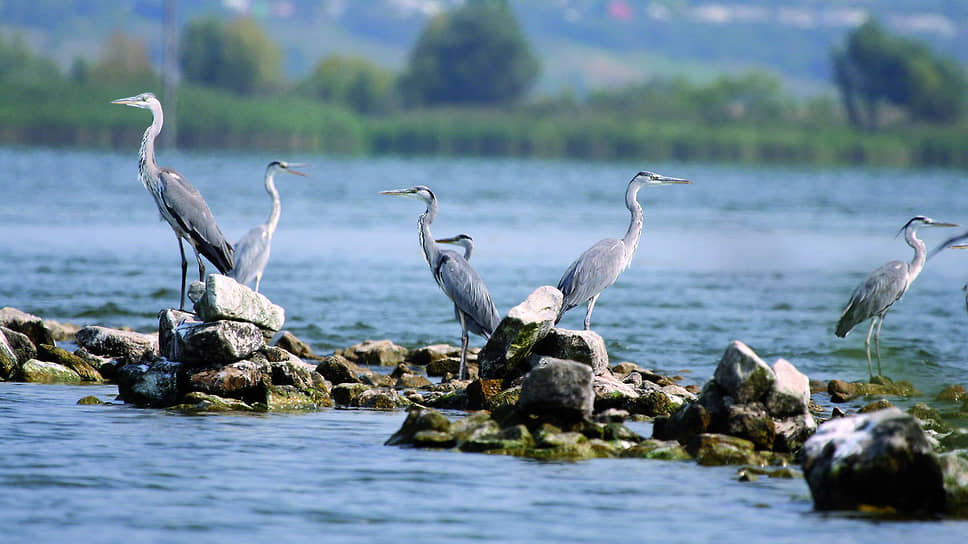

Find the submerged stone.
xmin=116 ymin=360 xmax=183 ymax=408
xmin=385 ymin=406 xmax=453 ymax=446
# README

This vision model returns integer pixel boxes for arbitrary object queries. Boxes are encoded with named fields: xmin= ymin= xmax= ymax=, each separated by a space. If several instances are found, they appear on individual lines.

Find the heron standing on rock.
xmin=381 ymin=187 xmax=500 ymax=380
xmin=836 ymin=216 xmax=958 ymax=378
xmin=229 ymin=161 xmax=308 ymax=292
xmin=111 ymin=92 xmax=234 ymax=309
xmin=556 ymin=170 xmax=691 ymax=330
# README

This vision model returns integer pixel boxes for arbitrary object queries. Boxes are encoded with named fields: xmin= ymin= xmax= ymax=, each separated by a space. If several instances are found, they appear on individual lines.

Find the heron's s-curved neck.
xmin=905 ymin=226 xmax=927 ymax=286
xmin=264 ymin=169 xmax=281 ymax=237
xmin=137 ymin=102 xmax=164 ymax=190
xmin=622 ymin=181 xmax=645 ymax=266
xmin=418 ymin=196 xmax=441 ymax=270
xmin=462 ymin=241 xmax=473 ymax=261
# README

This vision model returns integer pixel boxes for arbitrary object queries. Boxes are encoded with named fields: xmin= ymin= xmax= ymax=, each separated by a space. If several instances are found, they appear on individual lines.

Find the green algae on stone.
xmin=20 ymin=359 xmax=82 ymax=384
xmin=76 ymin=395 xmax=105 ymax=405
xmin=691 ymin=433 xmax=768 ymax=467
xmin=908 ymin=402 xmax=952 ymax=434
xmin=37 ymin=344 xmax=102 ymax=382
xmin=621 ymin=439 xmax=692 ymax=460
xmin=386 ymin=406 xmax=453 ymax=446
xmin=170 ymin=392 xmax=258 ymax=413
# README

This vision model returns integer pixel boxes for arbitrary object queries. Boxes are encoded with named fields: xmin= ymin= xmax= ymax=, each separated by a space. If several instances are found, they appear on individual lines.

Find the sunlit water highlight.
xmin=1 ymin=147 xmax=967 ymax=541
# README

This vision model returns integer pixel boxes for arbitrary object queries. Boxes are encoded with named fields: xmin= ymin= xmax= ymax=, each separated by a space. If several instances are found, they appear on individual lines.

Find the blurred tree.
xmin=180 ymin=17 xmax=281 ymax=95
xmin=398 ymin=0 xmax=539 ymax=106
xmin=0 ymin=32 xmax=60 ymax=85
xmin=298 ymin=55 xmax=396 ymax=114
xmin=90 ymin=31 xmax=156 ymax=85
xmin=832 ymin=19 xmax=966 ymax=129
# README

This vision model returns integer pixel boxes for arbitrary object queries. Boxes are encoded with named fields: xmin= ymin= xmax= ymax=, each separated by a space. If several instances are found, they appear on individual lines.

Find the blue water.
xmin=1 ymin=146 xmax=967 ymax=541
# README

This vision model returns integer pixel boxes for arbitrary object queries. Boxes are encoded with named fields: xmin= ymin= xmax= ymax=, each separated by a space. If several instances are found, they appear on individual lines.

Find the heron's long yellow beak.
xmin=931 ymin=222 xmax=959 ymax=228
xmin=111 ymin=96 xmax=139 ymax=106
xmin=379 ymin=188 xmax=414 ymax=196
xmin=950 ymin=245 xmax=968 ymax=249
xmin=658 ymin=176 xmax=691 ymax=184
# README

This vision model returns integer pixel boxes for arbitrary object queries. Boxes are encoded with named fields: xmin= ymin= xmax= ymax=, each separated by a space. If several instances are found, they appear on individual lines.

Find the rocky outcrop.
xmin=801 ymin=408 xmax=968 ymax=515
xmin=478 ymin=286 xmax=562 ymax=380
xmin=653 ymin=341 xmax=816 ymax=454
xmin=193 ymin=274 xmax=285 ymax=332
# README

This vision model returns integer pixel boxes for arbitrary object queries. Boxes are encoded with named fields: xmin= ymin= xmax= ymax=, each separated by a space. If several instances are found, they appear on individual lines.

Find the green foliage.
xmin=832 ymin=18 xmax=967 ymax=128
xmin=0 ymin=32 xmax=60 ymax=85
xmin=297 ymin=55 xmax=397 ymax=114
xmin=398 ymin=0 xmax=540 ymax=106
xmin=179 ymin=16 xmax=282 ymax=95
xmin=90 ymin=31 xmax=156 ymax=86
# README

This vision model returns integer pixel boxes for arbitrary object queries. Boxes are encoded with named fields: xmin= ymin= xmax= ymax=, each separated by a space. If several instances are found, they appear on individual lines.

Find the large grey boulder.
xmin=713 ymin=340 xmax=776 ymax=403
xmin=173 ymin=320 xmax=265 ymax=366
xmin=75 ymin=326 xmax=158 ymax=365
xmin=533 ymin=328 xmax=609 ymax=375
xmin=341 ymin=339 xmax=408 ymax=366
xmin=0 ymin=329 xmax=17 ymax=379
xmin=518 ymin=357 xmax=594 ymax=421
xmin=193 ymin=274 xmax=285 ymax=332
xmin=0 ymin=307 xmax=54 ymax=348
xmin=479 ymin=286 xmax=562 ymax=380
xmin=116 ymin=360 xmax=184 ymax=407
xmin=801 ymin=408 xmax=947 ymax=514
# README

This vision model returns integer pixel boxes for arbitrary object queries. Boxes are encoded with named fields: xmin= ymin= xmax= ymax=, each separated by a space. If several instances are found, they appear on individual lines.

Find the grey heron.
xmin=556 ymin=170 xmax=691 ymax=330
xmin=435 ymin=234 xmax=474 ymax=260
xmin=229 ymin=160 xmax=308 ymax=292
xmin=111 ymin=92 xmax=234 ymax=310
xmin=381 ymin=187 xmax=500 ymax=380
xmin=836 ymin=216 xmax=957 ymax=378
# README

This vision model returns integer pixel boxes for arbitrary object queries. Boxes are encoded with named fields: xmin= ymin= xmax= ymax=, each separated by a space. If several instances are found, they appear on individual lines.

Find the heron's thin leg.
xmin=194 ymin=249 xmax=206 ymax=282
xmin=584 ymin=294 xmax=600 ymax=331
xmin=254 ymin=273 xmax=262 ymax=293
xmin=864 ymin=317 xmax=877 ymax=380
xmin=177 ymin=236 xmax=188 ymax=310
xmin=457 ymin=310 xmax=469 ymax=380
xmin=874 ymin=314 xmax=885 ymax=377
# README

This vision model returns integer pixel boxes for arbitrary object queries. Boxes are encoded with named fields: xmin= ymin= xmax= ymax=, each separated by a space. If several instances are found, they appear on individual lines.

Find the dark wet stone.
xmin=406 ymin=344 xmax=460 ymax=366
xmin=188 ymin=360 xmax=271 ymax=402
xmin=1 ymin=326 xmax=37 ymax=365
xmin=331 ymin=382 xmax=371 ymax=406
xmin=653 ymin=402 xmax=711 ymax=444
xmin=725 ymin=402 xmax=775 ymax=451
xmin=116 ymin=360 xmax=183 ymax=407
xmin=315 ymin=355 xmax=363 ymax=385
xmin=773 ymin=413 xmax=818 ymax=453
xmin=274 ymin=331 xmax=323 ymax=360
xmin=518 ymin=358 xmax=594 ymax=421
xmin=801 ymin=408 xmax=946 ymax=514
xmin=691 ymin=433 xmax=767 ymax=466
xmin=385 ymin=406 xmax=453 ymax=446
xmin=859 ymin=399 xmax=894 ymax=413
xmin=158 ymin=308 xmax=198 ymax=360
xmin=174 ymin=320 xmax=264 ymax=366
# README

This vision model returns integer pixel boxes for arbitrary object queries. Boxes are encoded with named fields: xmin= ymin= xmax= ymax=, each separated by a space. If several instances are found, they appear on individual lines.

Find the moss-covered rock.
xmin=691 ymin=433 xmax=767 ymax=466
xmin=262 ymin=384 xmax=332 ymax=411
xmin=937 ymin=385 xmax=967 ymax=403
xmin=76 ymin=395 xmax=105 ymax=405
xmin=20 ymin=359 xmax=82 ymax=384
xmin=171 ymin=392 xmax=258 ymax=413
xmin=385 ymin=406 xmax=453 ymax=446
xmin=828 ymin=378 xmax=921 ymax=402
xmin=621 ymin=440 xmax=692 ymax=460
xmin=37 ymin=344 xmax=102 ymax=382
xmin=909 ymin=402 xmax=952 ymax=434
xmin=331 ymin=382 xmax=372 ymax=406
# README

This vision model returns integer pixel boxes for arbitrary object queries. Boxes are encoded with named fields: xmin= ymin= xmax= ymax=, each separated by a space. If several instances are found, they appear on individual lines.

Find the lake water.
xmin=1 ymin=146 xmax=967 ymax=542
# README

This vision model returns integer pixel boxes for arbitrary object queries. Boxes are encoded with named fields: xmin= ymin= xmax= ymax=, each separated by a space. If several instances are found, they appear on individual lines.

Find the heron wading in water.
xmin=381 ymin=187 xmax=500 ymax=380
xmin=556 ymin=170 xmax=691 ymax=330
xmin=111 ymin=92 xmax=234 ymax=309
xmin=836 ymin=216 xmax=957 ymax=379
xmin=229 ymin=161 xmax=308 ymax=292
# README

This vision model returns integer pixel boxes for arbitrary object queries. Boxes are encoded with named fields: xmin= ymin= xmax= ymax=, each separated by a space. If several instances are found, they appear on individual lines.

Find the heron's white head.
xmin=630 ymin=170 xmax=692 ymax=187
xmin=896 ymin=216 xmax=958 ymax=237
xmin=268 ymin=160 xmax=309 ymax=177
xmin=436 ymin=233 xmax=473 ymax=248
xmin=379 ymin=185 xmax=436 ymax=205
xmin=111 ymin=92 xmax=161 ymax=110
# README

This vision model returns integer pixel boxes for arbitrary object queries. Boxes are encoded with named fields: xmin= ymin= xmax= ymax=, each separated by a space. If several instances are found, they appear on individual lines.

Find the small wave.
xmin=74 ymin=302 xmax=153 ymax=319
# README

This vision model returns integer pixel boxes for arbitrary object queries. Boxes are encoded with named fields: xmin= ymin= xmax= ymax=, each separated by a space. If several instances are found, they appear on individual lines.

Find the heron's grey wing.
xmin=229 ymin=225 xmax=270 ymax=286
xmin=436 ymin=253 xmax=501 ymax=338
xmin=836 ymin=260 xmax=909 ymax=337
xmin=557 ymin=238 xmax=626 ymax=314
xmin=158 ymin=168 xmax=234 ymax=273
